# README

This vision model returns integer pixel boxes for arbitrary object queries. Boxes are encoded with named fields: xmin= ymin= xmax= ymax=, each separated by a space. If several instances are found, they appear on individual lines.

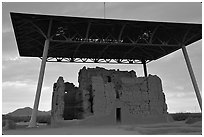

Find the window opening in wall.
xmin=107 ymin=76 xmax=111 ymax=82
xmin=116 ymin=91 xmax=120 ymax=99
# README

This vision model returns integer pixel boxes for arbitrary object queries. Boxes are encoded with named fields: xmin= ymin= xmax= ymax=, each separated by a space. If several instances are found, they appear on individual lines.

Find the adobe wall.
xmin=63 ymin=82 xmax=83 ymax=120
xmin=78 ymin=67 xmax=168 ymax=124
xmin=51 ymin=77 xmax=65 ymax=124
xmin=78 ymin=67 xmax=137 ymax=118
xmin=51 ymin=77 xmax=83 ymax=125
xmin=51 ymin=67 xmax=169 ymax=125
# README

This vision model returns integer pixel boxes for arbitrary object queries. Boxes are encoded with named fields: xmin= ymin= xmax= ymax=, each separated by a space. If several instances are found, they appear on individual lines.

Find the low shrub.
xmin=2 ymin=115 xmax=51 ymax=125
xmin=171 ymin=113 xmax=190 ymax=121
xmin=36 ymin=115 xmax=51 ymax=125
xmin=185 ymin=117 xmax=202 ymax=124
xmin=2 ymin=120 xmax=16 ymax=130
xmin=170 ymin=113 xmax=202 ymax=121
xmin=2 ymin=120 xmax=6 ymax=127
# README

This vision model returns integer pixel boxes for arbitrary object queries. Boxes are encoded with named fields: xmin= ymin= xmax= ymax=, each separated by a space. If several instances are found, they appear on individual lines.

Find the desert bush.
xmin=3 ymin=115 xmax=30 ymax=123
xmin=171 ymin=113 xmax=190 ymax=121
xmin=2 ymin=120 xmax=16 ymax=130
xmin=2 ymin=120 xmax=6 ymax=127
xmin=2 ymin=115 xmax=51 ymax=125
xmin=36 ymin=115 xmax=51 ymax=125
xmin=185 ymin=117 xmax=202 ymax=124
xmin=170 ymin=113 xmax=202 ymax=121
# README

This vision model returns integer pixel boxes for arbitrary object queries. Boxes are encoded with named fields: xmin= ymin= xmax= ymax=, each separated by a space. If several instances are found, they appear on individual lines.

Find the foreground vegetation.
xmin=169 ymin=112 xmax=202 ymax=121
xmin=2 ymin=115 xmax=51 ymax=126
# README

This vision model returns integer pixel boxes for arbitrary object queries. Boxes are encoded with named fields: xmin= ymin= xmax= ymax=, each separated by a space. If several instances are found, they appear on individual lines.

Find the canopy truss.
xmin=10 ymin=12 xmax=201 ymax=64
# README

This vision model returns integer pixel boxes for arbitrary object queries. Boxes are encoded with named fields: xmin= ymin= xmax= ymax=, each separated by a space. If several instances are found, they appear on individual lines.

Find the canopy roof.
xmin=10 ymin=12 xmax=201 ymax=64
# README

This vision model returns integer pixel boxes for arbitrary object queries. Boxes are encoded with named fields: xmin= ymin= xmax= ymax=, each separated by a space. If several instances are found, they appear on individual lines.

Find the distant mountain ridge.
xmin=7 ymin=107 xmax=51 ymax=116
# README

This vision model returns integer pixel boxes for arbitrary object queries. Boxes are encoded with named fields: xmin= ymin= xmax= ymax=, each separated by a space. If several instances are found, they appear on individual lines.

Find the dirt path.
xmin=3 ymin=121 xmax=202 ymax=135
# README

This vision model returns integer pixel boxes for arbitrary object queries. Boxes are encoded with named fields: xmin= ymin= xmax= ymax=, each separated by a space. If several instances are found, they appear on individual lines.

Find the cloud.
xmin=175 ymin=86 xmax=185 ymax=91
xmin=2 ymin=26 xmax=12 ymax=34
xmin=3 ymin=56 xmax=22 ymax=62
xmin=2 ymin=80 xmax=50 ymax=96
xmin=2 ymin=30 xmax=19 ymax=57
xmin=2 ymin=81 xmax=28 ymax=88
xmin=157 ymin=2 xmax=202 ymax=23
xmin=2 ymin=58 xmax=39 ymax=83
xmin=61 ymin=2 xmax=105 ymax=18
xmin=2 ymin=80 xmax=51 ymax=114
xmin=164 ymin=84 xmax=201 ymax=113
xmin=166 ymin=95 xmax=200 ymax=113
xmin=105 ymin=2 xmax=201 ymax=23
xmin=166 ymin=90 xmax=194 ymax=98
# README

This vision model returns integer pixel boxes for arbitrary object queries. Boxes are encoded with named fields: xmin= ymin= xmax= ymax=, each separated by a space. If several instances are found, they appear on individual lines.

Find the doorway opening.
xmin=116 ymin=108 xmax=121 ymax=123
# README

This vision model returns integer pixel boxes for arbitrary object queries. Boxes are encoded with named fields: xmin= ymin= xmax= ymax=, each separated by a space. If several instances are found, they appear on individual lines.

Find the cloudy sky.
xmin=2 ymin=2 xmax=202 ymax=114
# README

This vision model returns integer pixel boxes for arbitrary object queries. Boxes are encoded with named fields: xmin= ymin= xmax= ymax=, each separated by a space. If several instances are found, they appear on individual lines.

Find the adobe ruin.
xmin=51 ymin=67 xmax=170 ymax=125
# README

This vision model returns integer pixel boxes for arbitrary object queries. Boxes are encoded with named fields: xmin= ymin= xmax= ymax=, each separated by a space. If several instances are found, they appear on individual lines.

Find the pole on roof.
xmin=28 ymin=39 xmax=50 ymax=127
xmin=142 ymin=60 xmax=148 ymax=77
xmin=181 ymin=45 xmax=202 ymax=111
xmin=104 ymin=2 xmax=106 ymax=19
xmin=28 ymin=19 xmax=52 ymax=127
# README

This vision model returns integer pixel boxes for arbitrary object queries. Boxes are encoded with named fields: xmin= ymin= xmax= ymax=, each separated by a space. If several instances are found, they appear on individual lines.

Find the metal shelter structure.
xmin=10 ymin=12 xmax=202 ymax=127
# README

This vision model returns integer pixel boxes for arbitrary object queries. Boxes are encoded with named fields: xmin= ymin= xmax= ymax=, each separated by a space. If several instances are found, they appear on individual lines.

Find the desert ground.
xmin=3 ymin=120 xmax=202 ymax=135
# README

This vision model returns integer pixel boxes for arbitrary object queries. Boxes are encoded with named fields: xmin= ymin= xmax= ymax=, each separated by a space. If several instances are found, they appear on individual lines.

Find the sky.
xmin=2 ymin=2 xmax=202 ymax=114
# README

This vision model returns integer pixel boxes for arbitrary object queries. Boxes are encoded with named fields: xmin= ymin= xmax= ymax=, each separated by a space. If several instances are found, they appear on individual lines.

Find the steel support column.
xmin=142 ymin=60 xmax=148 ymax=77
xmin=181 ymin=45 xmax=202 ymax=111
xmin=28 ymin=39 xmax=50 ymax=127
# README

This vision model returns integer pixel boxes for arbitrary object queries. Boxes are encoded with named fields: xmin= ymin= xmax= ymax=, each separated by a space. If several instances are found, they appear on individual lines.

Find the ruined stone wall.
xmin=78 ymin=67 xmax=137 ymax=117
xmin=78 ymin=67 xmax=167 ymax=120
xmin=51 ymin=77 xmax=65 ymax=123
xmin=51 ymin=67 xmax=169 ymax=125
xmin=64 ymin=82 xmax=83 ymax=120
xmin=51 ymin=77 xmax=83 ymax=124
xmin=119 ymin=76 xmax=167 ymax=116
